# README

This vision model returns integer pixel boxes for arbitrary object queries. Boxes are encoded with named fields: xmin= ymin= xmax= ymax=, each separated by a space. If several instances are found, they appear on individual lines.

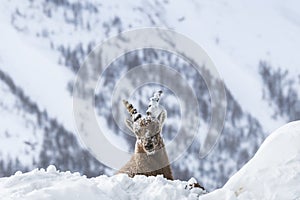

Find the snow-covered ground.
xmin=1 ymin=121 xmax=299 ymax=200
xmin=0 ymin=165 xmax=205 ymax=200
xmin=201 ymin=121 xmax=300 ymax=200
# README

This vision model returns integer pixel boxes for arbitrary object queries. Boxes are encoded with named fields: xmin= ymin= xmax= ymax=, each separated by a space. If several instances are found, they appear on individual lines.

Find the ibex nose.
xmin=145 ymin=142 xmax=154 ymax=151
xmin=145 ymin=139 xmax=154 ymax=150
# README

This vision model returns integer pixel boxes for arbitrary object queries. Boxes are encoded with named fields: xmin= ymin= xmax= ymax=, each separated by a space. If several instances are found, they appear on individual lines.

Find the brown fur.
xmin=117 ymin=135 xmax=173 ymax=180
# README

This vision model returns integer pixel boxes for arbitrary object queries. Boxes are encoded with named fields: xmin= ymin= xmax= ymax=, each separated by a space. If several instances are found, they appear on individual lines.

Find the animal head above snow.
xmin=123 ymin=91 xmax=167 ymax=154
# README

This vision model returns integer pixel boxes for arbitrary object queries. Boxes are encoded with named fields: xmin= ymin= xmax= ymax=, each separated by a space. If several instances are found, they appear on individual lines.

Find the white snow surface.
xmin=1 ymin=121 xmax=299 ymax=200
xmin=0 ymin=165 xmax=205 ymax=200
xmin=200 ymin=120 xmax=300 ymax=200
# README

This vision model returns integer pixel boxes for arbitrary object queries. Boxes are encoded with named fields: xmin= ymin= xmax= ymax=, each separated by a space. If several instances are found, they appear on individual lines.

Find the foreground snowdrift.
xmin=0 ymin=121 xmax=299 ymax=200
xmin=0 ymin=165 xmax=205 ymax=200
xmin=200 ymin=121 xmax=300 ymax=200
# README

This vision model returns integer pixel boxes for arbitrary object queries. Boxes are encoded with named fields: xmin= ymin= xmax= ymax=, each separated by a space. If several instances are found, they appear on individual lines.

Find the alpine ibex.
xmin=117 ymin=91 xmax=173 ymax=180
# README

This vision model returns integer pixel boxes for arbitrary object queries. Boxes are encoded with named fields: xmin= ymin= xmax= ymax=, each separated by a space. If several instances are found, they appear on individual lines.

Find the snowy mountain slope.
xmin=200 ymin=121 xmax=300 ymax=200
xmin=163 ymin=0 xmax=300 ymax=133
xmin=0 ymin=69 xmax=105 ymax=177
xmin=0 ymin=0 xmax=300 ymax=192
xmin=1 ymin=0 xmax=298 ymax=136
xmin=0 ymin=7 xmax=74 ymax=132
xmin=0 ymin=70 xmax=43 ymax=170
xmin=0 ymin=121 xmax=299 ymax=200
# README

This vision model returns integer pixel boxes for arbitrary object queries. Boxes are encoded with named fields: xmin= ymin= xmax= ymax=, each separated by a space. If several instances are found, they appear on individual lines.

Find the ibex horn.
xmin=123 ymin=100 xmax=141 ymax=121
xmin=146 ymin=90 xmax=163 ymax=116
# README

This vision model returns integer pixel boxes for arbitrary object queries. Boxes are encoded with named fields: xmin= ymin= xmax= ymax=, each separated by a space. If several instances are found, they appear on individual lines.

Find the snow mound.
xmin=0 ymin=121 xmax=299 ymax=200
xmin=200 ymin=121 xmax=300 ymax=200
xmin=0 ymin=165 xmax=205 ymax=200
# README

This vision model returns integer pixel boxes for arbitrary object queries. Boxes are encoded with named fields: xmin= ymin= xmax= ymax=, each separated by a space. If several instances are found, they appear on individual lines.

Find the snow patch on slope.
xmin=0 ymin=8 xmax=74 ymax=132
xmin=0 ymin=78 xmax=43 ymax=166
xmin=164 ymin=0 xmax=300 ymax=133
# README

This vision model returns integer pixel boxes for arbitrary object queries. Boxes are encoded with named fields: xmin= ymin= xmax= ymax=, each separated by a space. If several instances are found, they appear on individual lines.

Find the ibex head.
xmin=123 ymin=91 xmax=167 ymax=155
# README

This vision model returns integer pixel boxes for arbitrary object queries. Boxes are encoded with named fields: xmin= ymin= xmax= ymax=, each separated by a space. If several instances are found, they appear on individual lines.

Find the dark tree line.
xmin=259 ymin=61 xmax=300 ymax=121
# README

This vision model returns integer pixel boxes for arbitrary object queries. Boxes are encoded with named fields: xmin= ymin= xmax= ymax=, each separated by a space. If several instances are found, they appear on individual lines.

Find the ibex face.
xmin=133 ymin=116 xmax=164 ymax=154
xmin=123 ymin=91 xmax=166 ymax=155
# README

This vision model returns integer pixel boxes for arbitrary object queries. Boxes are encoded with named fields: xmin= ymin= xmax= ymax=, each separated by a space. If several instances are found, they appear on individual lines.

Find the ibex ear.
xmin=157 ymin=110 xmax=167 ymax=125
xmin=125 ymin=119 xmax=134 ymax=132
